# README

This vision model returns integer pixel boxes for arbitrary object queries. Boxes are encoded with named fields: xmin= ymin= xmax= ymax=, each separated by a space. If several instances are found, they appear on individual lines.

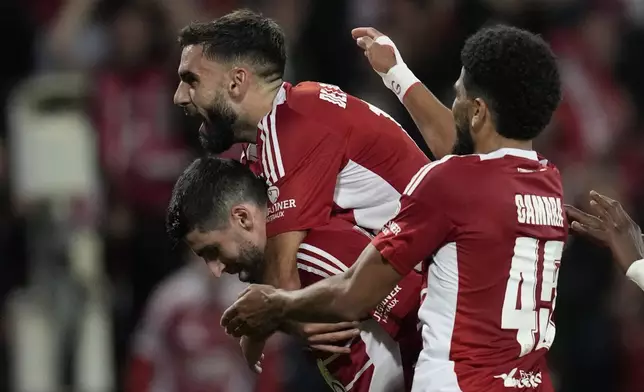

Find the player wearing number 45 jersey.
xmin=222 ymin=25 xmax=565 ymax=392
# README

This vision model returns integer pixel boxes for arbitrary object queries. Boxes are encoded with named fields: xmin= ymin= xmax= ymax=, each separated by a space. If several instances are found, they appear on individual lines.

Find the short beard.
xmin=199 ymin=93 xmax=238 ymax=154
xmin=451 ymin=121 xmax=475 ymax=156
xmin=237 ymin=241 xmax=265 ymax=283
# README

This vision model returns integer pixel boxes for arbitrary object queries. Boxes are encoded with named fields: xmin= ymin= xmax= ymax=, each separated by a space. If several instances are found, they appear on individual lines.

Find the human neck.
xmin=474 ymin=129 xmax=533 ymax=155
xmin=245 ymin=79 xmax=284 ymax=130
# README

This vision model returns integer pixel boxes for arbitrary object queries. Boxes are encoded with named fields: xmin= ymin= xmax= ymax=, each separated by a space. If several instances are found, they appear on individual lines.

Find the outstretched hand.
xmin=565 ymin=190 xmax=644 ymax=272
xmin=351 ymin=27 xmax=399 ymax=75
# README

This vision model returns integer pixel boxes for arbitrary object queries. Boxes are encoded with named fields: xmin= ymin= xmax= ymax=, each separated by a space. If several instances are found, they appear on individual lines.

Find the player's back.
xmin=297 ymin=218 xmax=422 ymax=392
xmin=412 ymin=149 xmax=567 ymax=391
xmin=251 ymin=82 xmax=429 ymax=236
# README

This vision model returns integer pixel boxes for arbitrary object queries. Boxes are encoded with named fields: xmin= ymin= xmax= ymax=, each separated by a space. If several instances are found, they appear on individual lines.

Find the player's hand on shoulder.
xmin=221 ymin=284 xmax=285 ymax=338
xmin=351 ymin=27 xmax=399 ymax=75
xmin=297 ymin=322 xmax=360 ymax=354
xmin=240 ymin=335 xmax=266 ymax=373
xmin=565 ymin=190 xmax=644 ymax=272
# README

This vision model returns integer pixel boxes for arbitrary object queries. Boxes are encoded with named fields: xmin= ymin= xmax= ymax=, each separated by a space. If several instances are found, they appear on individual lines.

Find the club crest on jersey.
xmin=267 ymin=185 xmax=280 ymax=204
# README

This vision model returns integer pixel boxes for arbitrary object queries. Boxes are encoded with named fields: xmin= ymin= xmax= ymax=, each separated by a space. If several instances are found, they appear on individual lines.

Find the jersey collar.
xmin=256 ymin=82 xmax=288 ymax=131
xmin=479 ymin=148 xmax=538 ymax=161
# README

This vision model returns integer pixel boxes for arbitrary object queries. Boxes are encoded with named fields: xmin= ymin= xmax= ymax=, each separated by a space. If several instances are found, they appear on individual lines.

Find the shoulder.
xmin=404 ymin=155 xmax=479 ymax=197
xmin=264 ymin=82 xmax=334 ymax=136
xmin=282 ymin=82 xmax=356 ymax=125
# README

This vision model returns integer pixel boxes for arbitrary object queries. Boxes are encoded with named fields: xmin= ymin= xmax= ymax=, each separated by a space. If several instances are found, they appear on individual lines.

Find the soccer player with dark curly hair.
xmin=222 ymin=25 xmax=565 ymax=392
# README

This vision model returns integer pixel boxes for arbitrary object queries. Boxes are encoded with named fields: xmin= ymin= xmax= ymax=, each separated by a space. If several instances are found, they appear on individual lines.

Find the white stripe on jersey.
xmin=258 ymin=85 xmax=287 ymax=184
xmin=345 ymin=359 xmax=374 ymax=391
xmin=299 ymin=243 xmax=348 ymax=272
xmin=404 ymin=155 xmax=455 ymax=196
xmin=261 ymin=118 xmax=278 ymax=184
xmin=268 ymin=102 xmax=286 ymax=178
xmin=353 ymin=225 xmax=375 ymax=239
xmin=296 ymin=263 xmax=331 ymax=279
xmin=296 ymin=252 xmax=344 ymax=275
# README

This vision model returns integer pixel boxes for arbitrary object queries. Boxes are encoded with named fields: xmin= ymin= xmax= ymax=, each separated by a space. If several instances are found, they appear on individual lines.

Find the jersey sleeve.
xmin=372 ymin=157 xmax=457 ymax=276
xmin=261 ymin=112 xmax=345 ymax=237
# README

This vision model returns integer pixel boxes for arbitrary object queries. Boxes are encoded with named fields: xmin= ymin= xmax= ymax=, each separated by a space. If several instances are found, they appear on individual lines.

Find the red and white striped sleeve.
xmin=258 ymin=104 xmax=345 ymax=238
xmin=372 ymin=156 xmax=457 ymax=276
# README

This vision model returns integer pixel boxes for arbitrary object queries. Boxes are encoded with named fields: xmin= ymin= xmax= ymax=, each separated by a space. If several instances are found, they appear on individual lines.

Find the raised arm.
xmin=352 ymin=27 xmax=455 ymax=159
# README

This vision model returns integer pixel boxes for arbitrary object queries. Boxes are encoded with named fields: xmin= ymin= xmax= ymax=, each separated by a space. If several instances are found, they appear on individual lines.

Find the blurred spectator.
xmin=0 ymin=1 xmax=643 ymax=391
xmin=125 ymin=260 xmax=259 ymax=392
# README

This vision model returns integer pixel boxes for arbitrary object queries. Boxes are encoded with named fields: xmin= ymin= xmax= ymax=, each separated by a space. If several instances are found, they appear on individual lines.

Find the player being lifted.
xmin=166 ymin=157 xmax=423 ymax=391
xmin=222 ymin=25 xmax=565 ymax=392
xmin=172 ymin=8 xmax=441 ymax=369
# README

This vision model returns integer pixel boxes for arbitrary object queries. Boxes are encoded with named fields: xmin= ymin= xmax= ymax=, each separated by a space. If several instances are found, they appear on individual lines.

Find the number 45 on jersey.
xmin=502 ymin=237 xmax=563 ymax=357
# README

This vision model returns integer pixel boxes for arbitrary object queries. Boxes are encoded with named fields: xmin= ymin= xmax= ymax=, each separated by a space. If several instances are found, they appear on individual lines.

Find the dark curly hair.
xmin=461 ymin=25 xmax=561 ymax=140
xmin=178 ymin=9 xmax=286 ymax=80
xmin=166 ymin=156 xmax=268 ymax=248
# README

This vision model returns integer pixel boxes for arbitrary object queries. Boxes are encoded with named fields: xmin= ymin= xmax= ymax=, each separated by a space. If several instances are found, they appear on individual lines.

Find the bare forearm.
xmin=402 ymin=83 xmax=455 ymax=159
xmin=263 ymin=262 xmax=301 ymax=290
xmin=263 ymin=231 xmax=306 ymax=290
xmin=277 ymin=274 xmax=369 ymax=323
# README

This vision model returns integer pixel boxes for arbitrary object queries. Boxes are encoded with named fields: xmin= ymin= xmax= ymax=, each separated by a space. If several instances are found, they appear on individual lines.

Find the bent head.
xmin=166 ymin=157 xmax=269 ymax=282
xmin=173 ymin=10 xmax=287 ymax=153
xmin=450 ymin=25 xmax=562 ymax=155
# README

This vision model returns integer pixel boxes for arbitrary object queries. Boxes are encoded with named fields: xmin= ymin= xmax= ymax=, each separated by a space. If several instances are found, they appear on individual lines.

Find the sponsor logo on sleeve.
xmin=266 ymin=185 xmax=297 ymax=222
xmin=381 ymin=221 xmax=401 ymax=236
xmin=493 ymin=368 xmax=542 ymax=388
xmin=373 ymin=285 xmax=402 ymax=324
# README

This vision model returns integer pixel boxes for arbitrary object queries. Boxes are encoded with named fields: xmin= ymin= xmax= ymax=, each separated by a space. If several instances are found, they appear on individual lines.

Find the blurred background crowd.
xmin=0 ymin=0 xmax=643 ymax=391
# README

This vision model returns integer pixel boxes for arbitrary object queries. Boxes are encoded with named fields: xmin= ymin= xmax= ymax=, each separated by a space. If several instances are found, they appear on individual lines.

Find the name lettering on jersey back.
xmin=515 ymin=194 xmax=564 ymax=227
xmin=267 ymin=199 xmax=296 ymax=222
xmin=373 ymin=285 xmax=402 ymax=324
xmin=319 ymin=83 xmax=347 ymax=108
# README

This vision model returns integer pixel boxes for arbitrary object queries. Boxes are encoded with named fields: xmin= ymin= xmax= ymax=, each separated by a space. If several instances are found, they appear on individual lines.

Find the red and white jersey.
xmin=242 ymin=81 xmax=429 ymax=237
xmin=300 ymin=218 xmax=423 ymax=392
xmin=372 ymin=148 xmax=568 ymax=392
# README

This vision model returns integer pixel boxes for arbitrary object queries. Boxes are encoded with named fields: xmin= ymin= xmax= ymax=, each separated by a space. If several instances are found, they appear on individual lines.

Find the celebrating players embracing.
xmin=173 ymin=10 xmax=433 ymax=291
xmin=171 ymin=10 xmax=438 ymax=384
xmin=166 ymin=157 xmax=423 ymax=391
xmin=223 ymin=25 xmax=565 ymax=392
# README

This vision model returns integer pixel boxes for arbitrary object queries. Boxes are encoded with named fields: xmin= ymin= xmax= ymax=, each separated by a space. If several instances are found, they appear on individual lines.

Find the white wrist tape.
xmin=373 ymin=36 xmax=420 ymax=102
xmin=382 ymin=64 xmax=420 ymax=102
xmin=626 ymin=258 xmax=644 ymax=291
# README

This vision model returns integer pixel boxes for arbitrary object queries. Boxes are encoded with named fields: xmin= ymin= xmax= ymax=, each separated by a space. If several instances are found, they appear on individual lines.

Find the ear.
xmin=231 ymin=204 xmax=253 ymax=231
xmin=229 ymin=67 xmax=250 ymax=99
xmin=471 ymin=98 xmax=488 ymax=132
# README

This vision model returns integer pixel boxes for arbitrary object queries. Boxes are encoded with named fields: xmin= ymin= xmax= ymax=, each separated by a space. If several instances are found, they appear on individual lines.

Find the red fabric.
xmin=373 ymin=151 xmax=567 ymax=391
xmin=248 ymin=82 xmax=429 ymax=237
xmin=125 ymin=356 xmax=154 ymax=392
xmin=298 ymin=219 xmax=422 ymax=391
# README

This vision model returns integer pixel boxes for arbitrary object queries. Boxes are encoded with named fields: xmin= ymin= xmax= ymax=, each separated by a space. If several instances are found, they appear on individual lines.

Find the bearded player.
xmin=166 ymin=156 xmax=423 ymax=392
xmin=173 ymin=10 xmax=435 ymax=290
xmin=222 ymin=25 xmax=565 ymax=392
xmin=172 ymin=9 xmax=439 ymax=363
